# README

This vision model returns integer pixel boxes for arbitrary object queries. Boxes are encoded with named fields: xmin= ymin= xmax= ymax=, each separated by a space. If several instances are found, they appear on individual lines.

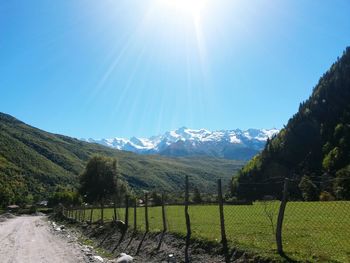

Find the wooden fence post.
xmin=134 ymin=198 xmax=137 ymax=230
xmin=113 ymin=197 xmax=118 ymax=221
xmin=101 ymin=203 xmax=104 ymax=224
xmin=276 ymin=178 xmax=289 ymax=255
xmin=161 ymin=193 xmax=167 ymax=232
xmin=145 ymin=192 xmax=149 ymax=232
xmin=125 ymin=194 xmax=129 ymax=229
xmin=90 ymin=207 xmax=94 ymax=224
xmin=218 ymin=179 xmax=229 ymax=262
xmin=83 ymin=205 xmax=86 ymax=222
xmin=185 ymin=175 xmax=191 ymax=263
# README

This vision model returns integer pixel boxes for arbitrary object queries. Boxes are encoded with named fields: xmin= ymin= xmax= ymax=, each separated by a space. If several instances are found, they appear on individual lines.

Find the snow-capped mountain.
xmin=83 ymin=127 xmax=279 ymax=160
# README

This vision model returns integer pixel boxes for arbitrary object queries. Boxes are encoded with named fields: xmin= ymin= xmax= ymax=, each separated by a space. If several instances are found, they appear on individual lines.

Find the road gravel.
xmin=0 ymin=215 xmax=87 ymax=263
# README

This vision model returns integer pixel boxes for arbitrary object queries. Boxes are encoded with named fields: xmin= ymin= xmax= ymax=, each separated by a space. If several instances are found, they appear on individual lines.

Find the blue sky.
xmin=1 ymin=0 xmax=350 ymax=139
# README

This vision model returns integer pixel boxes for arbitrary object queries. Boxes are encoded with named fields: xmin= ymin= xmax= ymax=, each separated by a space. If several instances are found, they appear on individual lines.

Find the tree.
xmin=79 ymin=156 xmax=117 ymax=223
xmin=150 ymin=191 xmax=162 ymax=206
xmin=192 ymin=187 xmax=202 ymax=204
xmin=333 ymin=167 xmax=350 ymax=200
xmin=0 ymin=183 xmax=14 ymax=207
xmin=299 ymin=176 xmax=319 ymax=201
xmin=48 ymin=189 xmax=82 ymax=207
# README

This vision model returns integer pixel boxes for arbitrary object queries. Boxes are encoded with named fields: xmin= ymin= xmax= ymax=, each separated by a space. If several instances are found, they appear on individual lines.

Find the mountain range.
xmin=0 ymin=112 xmax=245 ymax=205
xmin=84 ymin=127 xmax=279 ymax=160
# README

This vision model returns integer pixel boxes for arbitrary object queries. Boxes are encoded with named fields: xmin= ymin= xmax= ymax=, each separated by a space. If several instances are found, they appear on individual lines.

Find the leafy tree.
xmin=150 ymin=191 xmax=162 ymax=206
xmin=322 ymin=147 xmax=341 ymax=171
xmin=48 ymin=189 xmax=82 ymax=207
xmin=319 ymin=191 xmax=335 ymax=201
xmin=333 ymin=167 xmax=350 ymax=200
xmin=112 ymin=163 xmax=130 ymax=220
xmin=192 ymin=187 xmax=202 ymax=204
xmin=299 ymin=176 xmax=319 ymax=201
xmin=0 ymin=183 xmax=14 ymax=207
xmin=79 ymin=156 xmax=117 ymax=223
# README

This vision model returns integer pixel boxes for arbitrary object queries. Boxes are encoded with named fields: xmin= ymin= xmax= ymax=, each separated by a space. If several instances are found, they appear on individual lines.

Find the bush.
xmin=299 ymin=176 xmax=319 ymax=201
xmin=319 ymin=191 xmax=335 ymax=201
xmin=29 ymin=205 xmax=37 ymax=214
xmin=333 ymin=167 xmax=350 ymax=200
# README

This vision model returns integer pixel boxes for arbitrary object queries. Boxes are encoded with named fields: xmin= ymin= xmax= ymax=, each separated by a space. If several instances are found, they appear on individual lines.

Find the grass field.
xmin=79 ymin=201 xmax=350 ymax=262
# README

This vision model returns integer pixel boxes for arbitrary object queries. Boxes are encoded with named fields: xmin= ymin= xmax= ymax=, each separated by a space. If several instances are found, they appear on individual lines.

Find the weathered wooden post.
xmin=218 ymin=179 xmax=229 ymax=262
xmin=113 ymin=197 xmax=118 ymax=221
xmin=83 ymin=205 xmax=86 ymax=222
xmin=145 ymin=192 xmax=149 ymax=232
xmin=80 ymin=208 xmax=83 ymax=222
xmin=185 ymin=175 xmax=191 ymax=263
xmin=100 ymin=203 xmax=104 ymax=224
xmin=90 ymin=207 xmax=94 ymax=224
xmin=125 ymin=194 xmax=129 ymax=229
xmin=134 ymin=198 xmax=137 ymax=230
xmin=161 ymin=193 xmax=167 ymax=232
xmin=276 ymin=178 xmax=289 ymax=255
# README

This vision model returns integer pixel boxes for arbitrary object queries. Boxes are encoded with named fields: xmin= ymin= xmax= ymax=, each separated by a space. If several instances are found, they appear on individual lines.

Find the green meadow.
xmin=81 ymin=201 xmax=350 ymax=262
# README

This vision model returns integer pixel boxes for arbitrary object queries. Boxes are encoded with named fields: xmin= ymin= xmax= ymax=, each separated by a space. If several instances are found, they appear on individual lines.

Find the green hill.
xmin=0 ymin=112 xmax=244 ymax=206
xmin=232 ymin=47 xmax=350 ymax=201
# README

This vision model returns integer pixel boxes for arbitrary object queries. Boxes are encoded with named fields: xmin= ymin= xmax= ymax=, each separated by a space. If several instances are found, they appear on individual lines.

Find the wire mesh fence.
xmin=283 ymin=180 xmax=350 ymax=262
xmin=224 ymin=200 xmax=281 ymax=253
xmin=62 ymin=176 xmax=350 ymax=262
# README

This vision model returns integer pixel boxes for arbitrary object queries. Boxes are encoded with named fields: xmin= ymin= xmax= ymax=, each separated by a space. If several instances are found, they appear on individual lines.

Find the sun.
xmin=158 ymin=0 xmax=208 ymax=17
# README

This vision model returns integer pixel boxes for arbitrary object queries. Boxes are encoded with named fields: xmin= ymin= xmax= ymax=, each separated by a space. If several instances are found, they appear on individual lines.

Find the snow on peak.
xmin=83 ymin=128 xmax=279 ymax=155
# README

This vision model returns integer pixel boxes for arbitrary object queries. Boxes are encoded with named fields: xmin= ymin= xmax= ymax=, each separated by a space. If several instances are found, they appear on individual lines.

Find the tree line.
xmin=231 ymin=47 xmax=350 ymax=201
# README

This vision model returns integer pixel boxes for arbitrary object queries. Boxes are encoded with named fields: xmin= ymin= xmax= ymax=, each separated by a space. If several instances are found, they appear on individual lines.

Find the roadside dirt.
xmin=0 ymin=214 xmax=278 ymax=262
xmin=64 ymin=218 xmax=276 ymax=263
xmin=0 ymin=215 xmax=110 ymax=263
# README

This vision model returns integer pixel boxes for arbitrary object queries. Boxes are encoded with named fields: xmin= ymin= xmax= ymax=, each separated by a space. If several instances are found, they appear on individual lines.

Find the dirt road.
xmin=0 ymin=215 xmax=87 ymax=263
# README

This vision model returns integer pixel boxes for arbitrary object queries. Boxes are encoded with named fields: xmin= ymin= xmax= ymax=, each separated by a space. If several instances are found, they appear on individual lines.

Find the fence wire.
xmin=283 ymin=180 xmax=350 ymax=262
xmin=63 ymin=177 xmax=349 ymax=262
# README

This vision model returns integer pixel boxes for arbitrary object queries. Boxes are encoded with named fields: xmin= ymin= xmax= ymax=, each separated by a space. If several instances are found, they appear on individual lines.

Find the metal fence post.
xmin=276 ymin=178 xmax=289 ymax=255
xmin=218 ymin=179 xmax=229 ymax=262
xmin=185 ymin=175 xmax=191 ymax=263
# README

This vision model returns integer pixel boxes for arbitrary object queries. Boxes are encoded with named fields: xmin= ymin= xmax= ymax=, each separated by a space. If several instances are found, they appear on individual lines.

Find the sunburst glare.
xmin=157 ymin=0 xmax=208 ymax=17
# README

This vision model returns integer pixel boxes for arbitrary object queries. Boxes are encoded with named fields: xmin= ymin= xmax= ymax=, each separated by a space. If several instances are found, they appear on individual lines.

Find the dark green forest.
xmin=0 ymin=113 xmax=244 ymax=207
xmin=232 ymin=47 xmax=350 ymax=201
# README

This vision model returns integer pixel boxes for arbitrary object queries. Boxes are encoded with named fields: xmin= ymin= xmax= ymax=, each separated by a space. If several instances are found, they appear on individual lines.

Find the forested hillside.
xmin=0 ymin=113 xmax=244 ymax=206
xmin=232 ymin=47 xmax=350 ymax=200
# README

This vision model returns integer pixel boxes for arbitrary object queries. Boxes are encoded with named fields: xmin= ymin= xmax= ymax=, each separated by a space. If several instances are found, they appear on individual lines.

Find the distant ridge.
xmin=0 ymin=112 xmax=244 ymax=205
xmin=84 ymin=127 xmax=279 ymax=160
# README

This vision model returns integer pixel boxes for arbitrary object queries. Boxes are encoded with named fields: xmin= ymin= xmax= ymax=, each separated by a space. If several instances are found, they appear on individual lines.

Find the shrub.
xmin=299 ymin=176 xmax=319 ymax=201
xmin=319 ymin=191 xmax=335 ymax=201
